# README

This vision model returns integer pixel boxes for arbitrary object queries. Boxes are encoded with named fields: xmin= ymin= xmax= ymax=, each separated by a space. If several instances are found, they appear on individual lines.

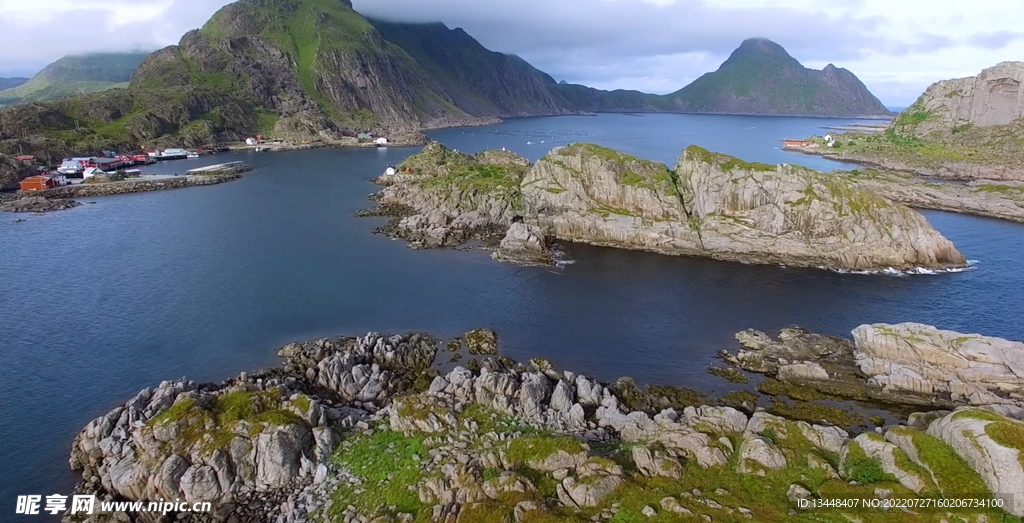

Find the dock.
xmin=186 ymin=161 xmax=253 ymax=175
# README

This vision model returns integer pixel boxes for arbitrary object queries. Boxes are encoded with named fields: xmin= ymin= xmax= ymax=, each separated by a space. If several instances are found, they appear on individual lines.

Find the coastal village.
xmin=1 ymin=129 xmax=406 ymax=207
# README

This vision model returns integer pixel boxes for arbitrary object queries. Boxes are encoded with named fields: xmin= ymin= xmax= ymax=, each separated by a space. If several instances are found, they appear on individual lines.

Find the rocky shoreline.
xmin=362 ymin=141 xmax=966 ymax=272
xmin=64 ymin=325 xmax=1024 ymax=522
xmin=0 ymin=195 xmax=81 ymax=213
xmin=845 ymin=170 xmax=1024 ymax=223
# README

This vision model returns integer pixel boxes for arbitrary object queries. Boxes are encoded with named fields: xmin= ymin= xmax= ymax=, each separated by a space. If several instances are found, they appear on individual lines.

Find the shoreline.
xmin=0 ymin=173 xmax=242 ymax=209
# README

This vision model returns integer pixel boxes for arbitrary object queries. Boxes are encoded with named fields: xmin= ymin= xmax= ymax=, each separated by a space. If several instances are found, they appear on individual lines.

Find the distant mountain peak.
xmin=667 ymin=38 xmax=890 ymax=117
xmin=735 ymin=37 xmax=789 ymax=55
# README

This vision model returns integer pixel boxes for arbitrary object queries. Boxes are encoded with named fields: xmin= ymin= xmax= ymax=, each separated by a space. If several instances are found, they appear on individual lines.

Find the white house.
xmin=245 ymin=137 xmax=259 ymax=146
xmin=374 ymin=137 xmax=388 ymax=146
xmin=384 ymin=166 xmax=397 ymax=176
xmin=824 ymin=134 xmax=836 ymax=147
xmin=82 ymin=167 xmax=103 ymax=179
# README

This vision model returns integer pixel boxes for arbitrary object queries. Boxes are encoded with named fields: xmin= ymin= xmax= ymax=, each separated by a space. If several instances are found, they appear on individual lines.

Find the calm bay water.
xmin=2 ymin=113 xmax=1023 ymax=515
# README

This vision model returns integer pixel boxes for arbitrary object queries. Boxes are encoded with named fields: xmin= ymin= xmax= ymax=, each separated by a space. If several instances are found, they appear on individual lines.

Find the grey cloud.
xmin=0 ymin=0 xmax=229 ymax=77
xmin=967 ymin=31 xmax=1024 ymax=49
xmin=351 ymin=0 xmax=905 ymax=96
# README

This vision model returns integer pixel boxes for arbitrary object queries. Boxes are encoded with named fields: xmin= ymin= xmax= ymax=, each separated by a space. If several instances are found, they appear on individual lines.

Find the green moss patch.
xmin=506 ymin=436 xmax=586 ymax=466
xmin=708 ymin=367 xmax=749 ymax=384
xmin=331 ymin=429 xmax=427 ymax=517
xmin=146 ymin=388 xmax=303 ymax=455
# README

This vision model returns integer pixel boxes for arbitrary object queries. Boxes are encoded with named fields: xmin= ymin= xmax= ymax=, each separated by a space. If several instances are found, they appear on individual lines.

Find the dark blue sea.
xmin=3 ymin=113 xmax=1022 ymax=516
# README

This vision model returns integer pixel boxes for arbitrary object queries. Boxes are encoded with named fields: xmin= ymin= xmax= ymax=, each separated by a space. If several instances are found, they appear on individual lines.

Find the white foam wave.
xmin=822 ymin=260 xmax=978 ymax=276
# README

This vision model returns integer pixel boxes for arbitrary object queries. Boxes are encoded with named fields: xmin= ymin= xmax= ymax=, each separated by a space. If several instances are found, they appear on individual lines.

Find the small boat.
xmin=186 ymin=152 xmax=200 ymax=159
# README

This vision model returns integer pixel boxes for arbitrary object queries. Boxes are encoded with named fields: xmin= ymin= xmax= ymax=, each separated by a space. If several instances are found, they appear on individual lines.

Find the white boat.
xmin=186 ymin=153 xmax=200 ymax=159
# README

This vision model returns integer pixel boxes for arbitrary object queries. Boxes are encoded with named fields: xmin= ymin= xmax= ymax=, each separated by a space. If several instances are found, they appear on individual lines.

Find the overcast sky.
xmin=0 ymin=0 xmax=1020 ymax=106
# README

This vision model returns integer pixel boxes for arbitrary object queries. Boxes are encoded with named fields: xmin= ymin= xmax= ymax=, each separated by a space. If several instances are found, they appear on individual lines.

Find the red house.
xmin=14 ymin=155 xmax=35 ymax=165
xmin=19 ymin=175 xmax=58 ymax=191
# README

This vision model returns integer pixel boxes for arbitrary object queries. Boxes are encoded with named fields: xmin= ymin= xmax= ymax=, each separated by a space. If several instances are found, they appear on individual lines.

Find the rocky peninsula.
xmin=796 ymin=62 xmax=1024 ymax=183
xmin=64 ymin=325 xmax=1024 ymax=522
xmin=367 ymin=142 xmax=966 ymax=272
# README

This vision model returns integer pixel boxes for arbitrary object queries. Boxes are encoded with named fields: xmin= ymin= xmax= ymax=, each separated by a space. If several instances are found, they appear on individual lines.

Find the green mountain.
xmin=0 ymin=77 xmax=29 ymax=91
xmin=666 ymin=38 xmax=890 ymax=117
xmin=0 ymin=52 xmax=148 ymax=106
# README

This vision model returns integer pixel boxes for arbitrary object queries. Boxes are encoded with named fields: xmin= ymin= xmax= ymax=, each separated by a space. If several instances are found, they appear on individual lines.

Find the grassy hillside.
xmin=0 ymin=53 xmax=147 ymax=106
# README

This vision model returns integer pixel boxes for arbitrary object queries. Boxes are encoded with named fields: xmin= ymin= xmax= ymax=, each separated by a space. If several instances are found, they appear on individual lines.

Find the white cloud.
xmin=0 ymin=0 xmax=1020 ymax=105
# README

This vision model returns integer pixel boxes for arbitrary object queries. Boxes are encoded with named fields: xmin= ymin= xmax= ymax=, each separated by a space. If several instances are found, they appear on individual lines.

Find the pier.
xmin=186 ymin=161 xmax=253 ymax=175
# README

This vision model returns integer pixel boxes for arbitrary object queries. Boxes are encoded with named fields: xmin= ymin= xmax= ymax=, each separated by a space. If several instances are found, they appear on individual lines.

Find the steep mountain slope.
xmin=667 ymin=38 xmax=890 ymax=117
xmin=0 ymin=53 xmax=148 ymax=106
xmin=0 ymin=78 xmax=29 ymax=91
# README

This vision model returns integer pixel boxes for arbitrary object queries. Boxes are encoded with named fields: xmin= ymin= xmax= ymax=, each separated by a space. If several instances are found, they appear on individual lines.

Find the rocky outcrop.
xmin=926 ymin=409 xmax=1024 ymax=515
xmin=854 ymin=323 xmax=1024 ymax=407
xmin=492 ymin=220 xmax=554 ymax=265
xmin=725 ymin=323 xmax=1024 ymax=410
xmin=66 ymin=333 xmax=435 ymax=522
xmin=847 ymin=170 xmax=1024 ymax=223
xmin=373 ymin=142 xmax=527 ymax=248
xmin=901 ymin=62 xmax=1024 ymax=135
xmin=0 ymin=196 xmax=80 ymax=212
xmin=523 ymin=143 xmax=965 ymax=271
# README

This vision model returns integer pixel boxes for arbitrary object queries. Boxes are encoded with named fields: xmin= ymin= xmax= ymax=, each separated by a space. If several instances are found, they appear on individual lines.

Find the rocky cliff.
xmin=896 ymin=61 xmax=1024 ymax=135
xmin=519 ymin=144 xmax=965 ymax=271
xmin=665 ymin=38 xmax=890 ymax=117
xmin=0 ymin=152 xmax=32 ymax=191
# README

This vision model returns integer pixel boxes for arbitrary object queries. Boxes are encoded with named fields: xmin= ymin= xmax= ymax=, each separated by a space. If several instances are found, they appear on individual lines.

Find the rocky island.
xmin=368 ymin=142 xmax=966 ymax=272
xmin=64 ymin=324 xmax=1024 ymax=522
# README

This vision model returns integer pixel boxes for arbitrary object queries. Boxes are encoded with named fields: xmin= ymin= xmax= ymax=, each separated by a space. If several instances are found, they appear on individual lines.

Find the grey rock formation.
xmin=854 ymin=323 xmax=1024 ymax=407
xmin=848 ymin=171 xmax=1024 ymax=224
xmin=0 ymin=196 xmax=80 ymax=212
xmin=908 ymin=62 xmax=1024 ymax=134
xmin=726 ymin=323 xmax=1024 ymax=410
xmin=926 ymin=409 xmax=1024 ymax=515
xmin=492 ymin=221 xmax=554 ymax=265
xmin=521 ymin=143 xmax=965 ymax=271
xmin=736 ymin=435 xmax=787 ymax=475
xmin=373 ymin=143 xmax=527 ymax=248
xmin=841 ymin=433 xmax=928 ymax=493
xmin=465 ymin=328 xmax=499 ymax=355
